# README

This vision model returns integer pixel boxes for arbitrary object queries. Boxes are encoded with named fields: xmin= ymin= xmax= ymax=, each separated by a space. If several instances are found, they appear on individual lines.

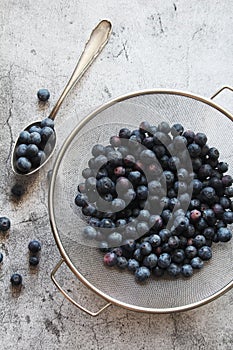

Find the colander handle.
xmin=51 ymin=259 xmax=112 ymax=316
xmin=210 ymin=85 xmax=233 ymax=99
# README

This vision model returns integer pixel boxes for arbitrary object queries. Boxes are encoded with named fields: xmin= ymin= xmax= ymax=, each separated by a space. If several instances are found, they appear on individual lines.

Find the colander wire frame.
xmin=49 ymin=87 xmax=233 ymax=316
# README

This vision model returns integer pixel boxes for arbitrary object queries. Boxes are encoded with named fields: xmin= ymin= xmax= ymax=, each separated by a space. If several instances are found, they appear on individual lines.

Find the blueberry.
xmin=174 ymin=216 xmax=189 ymax=234
xmin=152 ymin=266 xmax=165 ymax=277
xmin=136 ymin=185 xmax=148 ymax=200
xmin=183 ymin=130 xmax=195 ymax=144
xmin=108 ymin=232 xmax=122 ymax=246
xmin=160 ymin=155 xmax=170 ymax=169
xmin=149 ymin=215 xmax=163 ymax=232
xmin=29 ymin=132 xmax=41 ymax=145
xmin=191 ymin=157 xmax=202 ymax=171
xmin=185 ymin=245 xmax=197 ymax=258
xmin=181 ymin=264 xmax=193 ymax=277
xmin=192 ymin=179 xmax=203 ymax=195
xmin=75 ymin=193 xmax=88 ymax=207
xmin=177 ymin=168 xmax=189 ymax=181
xmin=191 ymin=256 xmax=204 ymax=269
xmin=173 ymin=135 xmax=187 ymax=150
xmin=83 ymin=226 xmax=97 ymax=240
xmin=94 ymin=155 xmax=108 ymax=169
xmin=110 ymin=136 xmax=121 ymax=147
xmin=224 ymin=187 xmax=233 ymax=197
xmin=111 ymin=198 xmax=125 ymax=212
xmin=140 ymin=149 xmax=156 ymax=164
xmin=103 ymin=252 xmax=118 ymax=266
xmin=167 ymin=263 xmax=181 ymax=277
xmin=161 ymin=210 xmax=172 ymax=224
xmin=198 ymin=164 xmax=212 ymax=180
xmin=116 ymin=256 xmax=128 ymax=269
xmin=135 ymin=266 xmax=150 ymax=282
xmin=189 ymin=199 xmax=201 ymax=210
xmin=217 ymin=227 xmax=232 ymax=242
xmin=168 ymin=156 xmax=181 ymax=171
xmin=26 ymin=144 xmax=39 ymax=158
xmin=222 ymin=211 xmax=233 ymax=224
xmin=29 ymin=256 xmax=39 ymax=266
xmin=0 ymin=252 xmax=3 ymax=263
xmin=140 ymin=136 xmax=152 ymax=150
xmin=163 ymin=170 xmax=175 ymax=187
xmin=222 ymin=175 xmax=233 ymax=187
xmin=158 ymin=229 xmax=171 ymax=242
xmin=92 ymin=144 xmax=105 ymax=158
xmin=82 ymin=204 xmax=97 ymax=216
xmin=217 ymin=162 xmax=228 ymax=173
xmin=128 ymin=171 xmax=141 ymax=185
xmin=0 ymin=217 xmax=11 ymax=232
xmin=99 ymin=241 xmax=109 ymax=252
xmin=28 ymin=240 xmax=41 ymax=253
xmin=209 ymin=177 xmax=223 ymax=191
xmin=37 ymin=88 xmax=50 ymax=101
xmin=157 ymin=121 xmax=170 ymax=134
xmin=140 ymin=241 xmax=152 ymax=255
xmin=153 ymin=145 xmax=166 ymax=158
xmin=10 ymin=273 xmax=22 ymax=286
xmin=29 ymin=125 xmax=42 ymax=134
xmin=171 ymin=249 xmax=185 ymax=263
xmin=190 ymin=209 xmax=201 ymax=222
xmin=203 ymin=208 xmax=217 ymax=226
xmin=208 ymin=147 xmax=219 ymax=160
xmin=96 ymin=167 xmax=108 ymax=180
xmin=148 ymin=234 xmax=161 ymax=247
xmin=31 ymin=150 xmax=46 ymax=167
xmin=40 ymin=126 xmax=54 ymax=142
xmin=19 ymin=130 xmax=30 ymax=144
xmin=40 ymin=118 xmax=54 ymax=129
xmin=201 ymin=187 xmax=216 ymax=203
xmin=198 ymin=246 xmax=212 ymax=260
xmin=99 ymin=218 xmax=113 ymax=228
xmin=118 ymin=128 xmax=131 ymax=139
xmin=174 ymin=181 xmax=188 ymax=194
xmin=88 ymin=217 xmax=100 ymax=228
xmin=139 ymin=121 xmax=151 ymax=133
xmin=16 ymin=156 xmax=32 ymax=173
xmin=194 ymin=132 xmax=207 ymax=146
xmin=158 ymin=253 xmax=171 ymax=268
xmin=193 ymin=235 xmax=206 ymax=248
xmin=126 ymin=259 xmax=139 ymax=272
xmin=188 ymin=143 xmax=201 ymax=157
xmin=97 ymin=177 xmax=115 ymax=194
xmin=168 ymin=236 xmax=180 ymax=249
xmin=203 ymin=227 xmax=215 ymax=239
xmin=219 ymin=196 xmax=231 ymax=209
xmin=16 ymin=144 xmax=28 ymax=157
xmin=171 ymin=123 xmax=184 ymax=136
xmin=143 ymin=253 xmax=158 ymax=269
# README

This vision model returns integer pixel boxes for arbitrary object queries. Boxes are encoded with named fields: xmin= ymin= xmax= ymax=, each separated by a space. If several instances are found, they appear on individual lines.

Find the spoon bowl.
xmin=11 ymin=20 xmax=112 ymax=176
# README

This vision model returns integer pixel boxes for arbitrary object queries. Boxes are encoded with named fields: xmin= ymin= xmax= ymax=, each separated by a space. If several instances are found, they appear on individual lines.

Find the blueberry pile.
xmin=15 ymin=117 xmax=55 ymax=173
xmin=74 ymin=121 xmax=233 ymax=282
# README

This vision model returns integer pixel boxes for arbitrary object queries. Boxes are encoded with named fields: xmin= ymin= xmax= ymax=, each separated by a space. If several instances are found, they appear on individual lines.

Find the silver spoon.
xmin=11 ymin=20 xmax=112 ymax=176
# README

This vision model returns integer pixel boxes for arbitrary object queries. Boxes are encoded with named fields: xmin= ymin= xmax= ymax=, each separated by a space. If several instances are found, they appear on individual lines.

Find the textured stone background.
xmin=0 ymin=0 xmax=233 ymax=349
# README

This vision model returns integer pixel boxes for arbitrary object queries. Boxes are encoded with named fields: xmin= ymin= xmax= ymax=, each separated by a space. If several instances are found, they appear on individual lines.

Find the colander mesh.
xmin=51 ymin=92 xmax=233 ymax=311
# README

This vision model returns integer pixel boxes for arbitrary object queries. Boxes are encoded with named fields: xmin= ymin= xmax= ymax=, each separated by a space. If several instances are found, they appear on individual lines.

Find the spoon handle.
xmin=49 ymin=20 xmax=112 ymax=120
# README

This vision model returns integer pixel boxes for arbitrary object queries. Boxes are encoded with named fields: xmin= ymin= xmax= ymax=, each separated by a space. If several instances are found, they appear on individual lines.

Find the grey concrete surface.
xmin=0 ymin=0 xmax=233 ymax=349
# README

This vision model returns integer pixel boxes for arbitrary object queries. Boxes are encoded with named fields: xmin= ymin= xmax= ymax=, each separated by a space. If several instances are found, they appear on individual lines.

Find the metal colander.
xmin=49 ymin=87 xmax=233 ymax=316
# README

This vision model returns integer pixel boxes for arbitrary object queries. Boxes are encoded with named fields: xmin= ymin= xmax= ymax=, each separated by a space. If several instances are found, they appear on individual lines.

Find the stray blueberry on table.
xmin=11 ymin=184 xmax=25 ymax=198
xmin=0 ymin=217 xmax=11 ymax=232
xmin=10 ymin=273 xmax=22 ymax=286
xmin=28 ymin=240 xmax=41 ymax=253
xmin=37 ymin=88 xmax=50 ymax=102
xmin=29 ymin=256 xmax=39 ymax=266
